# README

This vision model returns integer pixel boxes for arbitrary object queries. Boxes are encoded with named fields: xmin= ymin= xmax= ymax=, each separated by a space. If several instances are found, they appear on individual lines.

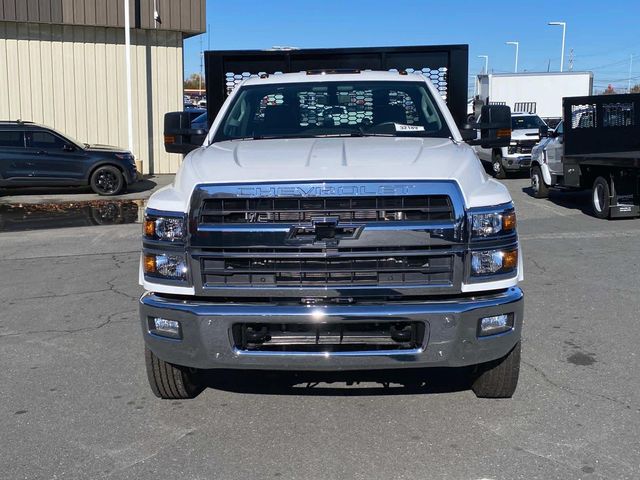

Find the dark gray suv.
xmin=0 ymin=121 xmax=139 ymax=195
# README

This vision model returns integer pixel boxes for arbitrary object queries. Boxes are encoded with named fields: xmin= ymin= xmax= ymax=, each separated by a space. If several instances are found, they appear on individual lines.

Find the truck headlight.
xmin=144 ymin=253 xmax=188 ymax=280
xmin=144 ymin=212 xmax=186 ymax=242
xmin=470 ymin=208 xmax=516 ymax=238
xmin=470 ymin=248 xmax=518 ymax=276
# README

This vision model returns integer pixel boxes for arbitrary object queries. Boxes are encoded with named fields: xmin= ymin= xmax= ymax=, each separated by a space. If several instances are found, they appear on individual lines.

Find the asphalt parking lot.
xmin=2 ymin=177 xmax=640 ymax=480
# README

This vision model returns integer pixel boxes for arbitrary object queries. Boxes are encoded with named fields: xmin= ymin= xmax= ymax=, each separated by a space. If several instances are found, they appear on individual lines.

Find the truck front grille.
xmin=200 ymin=195 xmax=453 ymax=224
xmin=200 ymin=249 xmax=454 ymax=287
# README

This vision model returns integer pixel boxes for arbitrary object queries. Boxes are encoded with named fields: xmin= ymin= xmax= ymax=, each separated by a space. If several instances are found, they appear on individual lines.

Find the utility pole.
xmin=506 ymin=41 xmax=519 ymax=73
xmin=548 ymin=21 xmax=566 ymax=72
xmin=629 ymin=54 xmax=634 ymax=93
xmin=123 ymin=0 xmax=133 ymax=154
xmin=199 ymin=35 xmax=204 ymax=95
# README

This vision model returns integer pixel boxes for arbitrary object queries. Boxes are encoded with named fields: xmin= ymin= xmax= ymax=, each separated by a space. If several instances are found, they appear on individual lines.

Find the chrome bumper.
xmin=503 ymin=154 xmax=532 ymax=170
xmin=140 ymin=287 xmax=523 ymax=371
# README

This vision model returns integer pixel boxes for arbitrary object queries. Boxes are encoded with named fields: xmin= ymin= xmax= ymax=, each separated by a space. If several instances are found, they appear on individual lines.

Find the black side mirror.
xmin=164 ymin=112 xmax=207 ymax=154
xmin=461 ymin=105 xmax=512 ymax=148
xmin=538 ymin=125 xmax=549 ymax=138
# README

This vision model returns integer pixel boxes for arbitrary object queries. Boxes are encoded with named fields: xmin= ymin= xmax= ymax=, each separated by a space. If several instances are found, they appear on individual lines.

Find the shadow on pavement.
xmin=197 ymin=367 xmax=472 ymax=397
xmin=521 ymin=185 xmax=594 ymax=216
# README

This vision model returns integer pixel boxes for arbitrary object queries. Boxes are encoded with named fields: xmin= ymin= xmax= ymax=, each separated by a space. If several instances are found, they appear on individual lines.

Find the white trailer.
xmin=476 ymin=72 xmax=593 ymax=122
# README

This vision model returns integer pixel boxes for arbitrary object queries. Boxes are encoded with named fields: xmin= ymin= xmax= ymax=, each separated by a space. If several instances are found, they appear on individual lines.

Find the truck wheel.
xmin=145 ymin=347 xmax=204 ymax=399
xmin=90 ymin=165 xmax=125 ymax=196
xmin=592 ymin=177 xmax=611 ymax=219
xmin=472 ymin=342 xmax=521 ymax=398
xmin=530 ymin=166 xmax=549 ymax=198
xmin=491 ymin=151 xmax=507 ymax=179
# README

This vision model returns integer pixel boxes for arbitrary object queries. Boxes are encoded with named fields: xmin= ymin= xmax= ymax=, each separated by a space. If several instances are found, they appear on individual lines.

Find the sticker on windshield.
xmin=394 ymin=123 xmax=425 ymax=132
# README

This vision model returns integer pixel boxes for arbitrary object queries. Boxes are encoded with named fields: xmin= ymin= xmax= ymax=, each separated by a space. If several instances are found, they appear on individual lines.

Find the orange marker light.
xmin=144 ymin=219 xmax=155 ymax=237
xmin=502 ymin=211 xmax=517 ymax=231
xmin=143 ymin=254 xmax=157 ymax=274
xmin=503 ymin=249 xmax=518 ymax=270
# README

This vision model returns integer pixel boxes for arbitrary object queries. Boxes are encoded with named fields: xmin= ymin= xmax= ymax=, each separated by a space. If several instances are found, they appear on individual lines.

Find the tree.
xmin=602 ymin=84 xmax=616 ymax=95
xmin=631 ymin=84 xmax=640 ymax=94
xmin=184 ymin=73 xmax=204 ymax=90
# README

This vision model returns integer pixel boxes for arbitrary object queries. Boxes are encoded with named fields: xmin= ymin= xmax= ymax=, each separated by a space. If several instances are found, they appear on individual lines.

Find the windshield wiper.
xmin=352 ymin=125 xmax=395 ymax=137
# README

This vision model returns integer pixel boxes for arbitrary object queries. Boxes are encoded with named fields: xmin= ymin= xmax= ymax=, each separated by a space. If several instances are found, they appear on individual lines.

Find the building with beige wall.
xmin=0 ymin=0 xmax=205 ymax=174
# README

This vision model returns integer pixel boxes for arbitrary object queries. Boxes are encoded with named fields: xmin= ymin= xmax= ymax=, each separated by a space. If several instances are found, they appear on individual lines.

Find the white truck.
xmin=475 ymin=112 xmax=547 ymax=178
xmin=531 ymin=92 xmax=640 ymax=219
xmin=475 ymin=72 xmax=593 ymax=125
xmin=142 ymin=64 xmax=524 ymax=400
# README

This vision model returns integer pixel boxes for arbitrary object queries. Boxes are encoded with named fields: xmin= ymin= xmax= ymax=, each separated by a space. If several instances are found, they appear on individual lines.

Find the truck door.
xmin=546 ymin=121 xmax=564 ymax=175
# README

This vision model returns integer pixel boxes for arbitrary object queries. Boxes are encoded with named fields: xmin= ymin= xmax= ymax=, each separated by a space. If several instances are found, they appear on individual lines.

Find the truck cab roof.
xmin=241 ymin=70 xmax=427 ymax=87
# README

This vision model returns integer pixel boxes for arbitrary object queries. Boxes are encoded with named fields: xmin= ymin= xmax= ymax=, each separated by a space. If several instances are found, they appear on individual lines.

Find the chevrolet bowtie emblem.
xmin=286 ymin=216 xmax=362 ymax=246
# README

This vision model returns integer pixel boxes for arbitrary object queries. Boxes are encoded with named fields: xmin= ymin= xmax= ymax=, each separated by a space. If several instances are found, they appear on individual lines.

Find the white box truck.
xmin=475 ymin=72 xmax=593 ymax=124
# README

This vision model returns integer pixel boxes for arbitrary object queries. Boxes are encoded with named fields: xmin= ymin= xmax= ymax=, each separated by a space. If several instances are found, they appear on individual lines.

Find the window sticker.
xmin=394 ymin=123 xmax=425 ymax=132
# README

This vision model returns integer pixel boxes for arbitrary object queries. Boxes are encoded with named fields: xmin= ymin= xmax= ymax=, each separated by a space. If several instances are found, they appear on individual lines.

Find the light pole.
xmin=506 ymin=42 xmax=519 ymax=73
xmin=123 ymin=0 xmax=133 ymax=155
xmin=548 ymin=21 xmax=566 ymax=72
xmin=478 ymin=55 xmax=489 ymax=74
xmin=629 ymin=54 xmax=634 ymax=93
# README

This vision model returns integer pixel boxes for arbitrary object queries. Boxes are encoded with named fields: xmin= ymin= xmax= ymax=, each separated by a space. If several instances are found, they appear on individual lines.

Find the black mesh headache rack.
xmin=563 ymin=93 xmax=640 ymax=158
xmin=204 ymin=45 xmax=469 ymax=127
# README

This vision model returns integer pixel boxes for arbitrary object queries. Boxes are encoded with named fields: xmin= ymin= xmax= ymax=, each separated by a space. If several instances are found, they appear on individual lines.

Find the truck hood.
xmin=150 ymin=137 xmax=512 ymax=212
xmin=511 ymin=129 xmax=540 ymax=141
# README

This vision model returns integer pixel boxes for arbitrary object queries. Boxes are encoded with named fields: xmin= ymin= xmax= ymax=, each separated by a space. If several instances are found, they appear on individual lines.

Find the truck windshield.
xmin=511 ymin=115 xmax=545 ymax=130
xmin=213 ymin=81 xmax=451 ymax=142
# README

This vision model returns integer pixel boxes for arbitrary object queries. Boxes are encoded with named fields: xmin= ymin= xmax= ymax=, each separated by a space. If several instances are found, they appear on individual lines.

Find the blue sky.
xmin=184 ymin=0 xmax=640 ymax=94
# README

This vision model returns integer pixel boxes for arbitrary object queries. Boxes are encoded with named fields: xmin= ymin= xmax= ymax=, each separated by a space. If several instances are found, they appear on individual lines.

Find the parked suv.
xmin=475 ymin=112 xmax=547 ymax=178
xmin=0 ymin=121 xmax=139 ymax=195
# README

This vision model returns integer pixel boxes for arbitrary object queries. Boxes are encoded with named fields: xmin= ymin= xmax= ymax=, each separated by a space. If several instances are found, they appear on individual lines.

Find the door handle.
xmin=26 ymin=162 xmax=36 ymax=167
xmin=36 ymin=150 xmax=46 ymax=155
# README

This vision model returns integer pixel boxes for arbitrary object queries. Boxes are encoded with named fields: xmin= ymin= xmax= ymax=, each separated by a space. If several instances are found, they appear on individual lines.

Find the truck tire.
xmin=530 ymin=165 xmax=549 ymax=198
xmin=491 ymin=151 xmax=507 ymax=179
xmin=90 ymin=165 xmax=125 ymax=196
xmin=145 ymin=347 xmax=204 ymax=399
xmin=471 ymin=342 xmax=520 ymax=398
xmin=592 ymin=176 xmax=611 ymax=219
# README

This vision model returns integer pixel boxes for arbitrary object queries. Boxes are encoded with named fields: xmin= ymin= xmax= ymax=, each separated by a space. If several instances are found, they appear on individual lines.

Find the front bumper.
xmin=502 ymin=153 xmax=532 ymax=170
xmin=140 ymin=287 xmax=523 ymax=371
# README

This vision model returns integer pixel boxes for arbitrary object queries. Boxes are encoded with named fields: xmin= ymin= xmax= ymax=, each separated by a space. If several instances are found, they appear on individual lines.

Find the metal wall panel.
xmin=170 ymin=0 xmax=180 ymax=31
xmin=27 ymin=0 xmax=40 ymax=22
xmin=2 ymin=1 xmax=18 ymax=21
xmin=83 ymin=0 xmax=95 ymax=25
xmin=61 ymin=0 xmax=73 ymax=23
xmin=38 ymin=0 xmax=52 ymax=22
xmin=94 ymin=0 xmax=106 ymax=25
xmin=73 ymin=0 xmax=84 ymax=24
xmin=0 ymin=22 xmax=184 ymax=173
xmin=16 ymin=0 xmax=28 ymax=21
xmin=0 ymin=0 xmax=206 ymax=34
xmin=51 ymin=0 xmax=63 ymax=22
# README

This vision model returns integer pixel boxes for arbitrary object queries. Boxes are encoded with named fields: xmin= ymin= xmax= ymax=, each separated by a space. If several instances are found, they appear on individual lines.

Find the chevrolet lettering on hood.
xmin=236 ymin=184 xmax=416 ymax=197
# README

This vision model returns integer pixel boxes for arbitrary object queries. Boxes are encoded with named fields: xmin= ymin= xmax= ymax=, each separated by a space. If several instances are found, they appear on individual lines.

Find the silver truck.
xmin=476 ymin=112 xmax=547 ymax=178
